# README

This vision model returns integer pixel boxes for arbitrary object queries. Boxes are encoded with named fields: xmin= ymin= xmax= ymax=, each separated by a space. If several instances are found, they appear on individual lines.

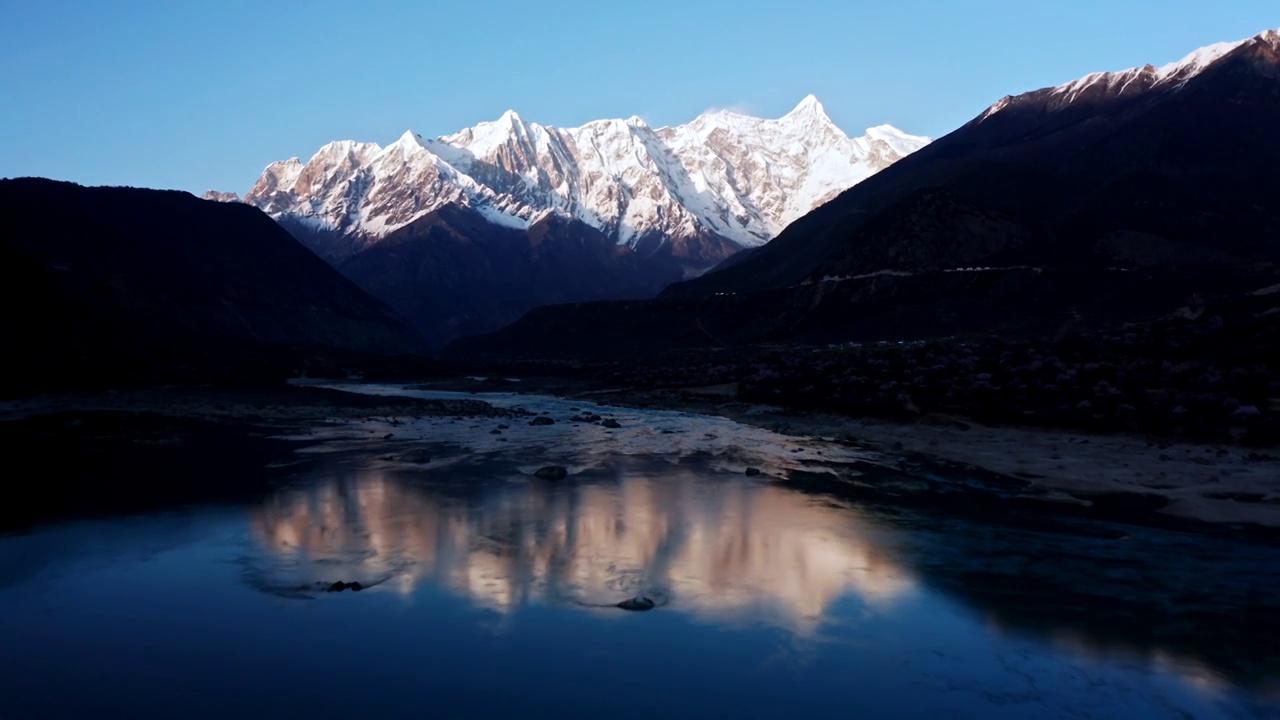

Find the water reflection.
xmin=247 ymin=463 xmax=913 ymax=632
xmin=242 ymin=454 xmax=1280 ymax=699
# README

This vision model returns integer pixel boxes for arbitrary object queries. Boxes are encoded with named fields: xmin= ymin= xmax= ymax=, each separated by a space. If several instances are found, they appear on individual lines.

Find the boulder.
xmin=534 ymin=466 xmax=568 ymax=480
xmin=616 ymin=596 xmax=656 ymax=611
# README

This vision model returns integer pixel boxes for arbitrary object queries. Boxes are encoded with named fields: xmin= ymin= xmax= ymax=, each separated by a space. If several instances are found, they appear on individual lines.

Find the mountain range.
xmin=462 ymin=27 xmax=1280 ymax=356
xmin=243 ymin=96 xmax=927 ymax=261
xmin=7 ymin=27 xmax=1278 ymax=394
xmin=228 ymin=98 xmax=927 ymax=343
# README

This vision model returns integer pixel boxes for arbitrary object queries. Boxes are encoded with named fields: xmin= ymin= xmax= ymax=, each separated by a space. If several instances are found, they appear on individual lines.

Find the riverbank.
xmin=564 ymin=383 xmax=1280 ymax=531
xmin=0 ymin=384 xmax=521 ymax=531
xmin=5 ymin=380 xmax=1278 ymax=535
xmin=0 ymin=383 xmax=520 ymax=430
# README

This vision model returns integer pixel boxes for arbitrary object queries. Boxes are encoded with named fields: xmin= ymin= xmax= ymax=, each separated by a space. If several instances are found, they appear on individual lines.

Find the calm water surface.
xmin=1 ymin=389 xmax=1277 ymax=719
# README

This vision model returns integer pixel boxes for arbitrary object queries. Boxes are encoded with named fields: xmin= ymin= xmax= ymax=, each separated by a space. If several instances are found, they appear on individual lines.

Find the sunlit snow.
xmin=244 ymin=96 xmax=930 ymax=252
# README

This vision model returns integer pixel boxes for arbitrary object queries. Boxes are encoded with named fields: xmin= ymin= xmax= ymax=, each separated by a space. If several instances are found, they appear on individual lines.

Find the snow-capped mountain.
xmin=243 ymin=96 xmax=928 ymax=261
xmin=975 ymin=27 xmax=1280 ymax=121
xmin=201 ymin=190 xmax=241 ymax=203
xmin=661 ymin=27 xmax=1280 ymax=305
xmin=468 ymin=27 xmax=1280 ymax=357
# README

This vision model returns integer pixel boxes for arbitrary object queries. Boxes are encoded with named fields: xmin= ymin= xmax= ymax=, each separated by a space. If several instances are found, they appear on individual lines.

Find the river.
xmin=0 ymin=385 xmax=1276 ymax=718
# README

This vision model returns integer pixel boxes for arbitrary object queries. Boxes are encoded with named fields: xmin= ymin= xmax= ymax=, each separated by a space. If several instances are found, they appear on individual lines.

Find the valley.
xmin=3 ymin=15 xmax=1280 ymax=720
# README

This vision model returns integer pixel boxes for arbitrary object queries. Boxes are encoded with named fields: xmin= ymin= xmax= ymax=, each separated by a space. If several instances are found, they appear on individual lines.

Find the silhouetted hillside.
xmin=0 ymin=179 xmax=424 ymax=394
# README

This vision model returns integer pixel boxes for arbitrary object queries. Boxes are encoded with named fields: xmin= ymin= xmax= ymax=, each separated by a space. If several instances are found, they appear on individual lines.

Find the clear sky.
xmin=1 ymin=0 xmax=1275 ymax=194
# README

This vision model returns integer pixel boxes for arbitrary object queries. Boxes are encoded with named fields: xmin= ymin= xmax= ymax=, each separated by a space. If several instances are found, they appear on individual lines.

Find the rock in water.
xmin=601 ymin=419 xmax=622 ymax=429
xmin=745 ymin=467 xmax=761 ymax=476
xmin=326 ymin=581 xmax=363 ymax=592
xmin=616 ymin=596 xmax=656 ymax=611
xmin=530 ymin=416 xmax=556 ymax=426
xmin=401 ymin=449 xmax=430 ymax=464
xmin=534 ymin=466 xmax=568 ymax=480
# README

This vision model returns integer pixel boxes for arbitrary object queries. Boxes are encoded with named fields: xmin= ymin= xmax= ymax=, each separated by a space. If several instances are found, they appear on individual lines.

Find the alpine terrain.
xmin=234 ymin=97 xmax=928 ymax=343
xmin=464 ymin=27 xmax=1280 ymax=355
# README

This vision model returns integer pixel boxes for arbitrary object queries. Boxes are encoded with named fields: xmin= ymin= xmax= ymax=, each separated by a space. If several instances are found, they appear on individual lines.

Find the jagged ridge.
xmin=239 ymin=96 xmax=928 ymax=263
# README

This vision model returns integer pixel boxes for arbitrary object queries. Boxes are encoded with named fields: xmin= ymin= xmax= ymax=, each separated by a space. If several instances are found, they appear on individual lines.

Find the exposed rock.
xmin=616 ymin=596 xmax=656 ymax=611
xmin=326 ymin=581 xmax=364 ymax=593
xmin=530 ymin=416 xmax=556 ymax=426
xmin=601 ymin=418 xmax=622 ymax=429
xmin=534 ymin=466 xmax=568 ymax=480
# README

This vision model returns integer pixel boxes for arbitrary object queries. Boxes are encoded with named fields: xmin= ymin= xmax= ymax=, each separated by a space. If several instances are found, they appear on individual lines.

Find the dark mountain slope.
xmin=336 ymin=203 xmax=715 ymax=346
xmin=0 ymin=179 xmax=424 ymax=393
xmin=667 ymin=30 xmax=1280 ymax=297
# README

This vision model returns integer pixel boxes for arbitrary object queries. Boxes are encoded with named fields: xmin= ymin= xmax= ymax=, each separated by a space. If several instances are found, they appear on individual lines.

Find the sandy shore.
xmin=4 ymin=380 xmax=1277 ymax=531
xmin=569 ymin=385 xmax=1280 ymax=529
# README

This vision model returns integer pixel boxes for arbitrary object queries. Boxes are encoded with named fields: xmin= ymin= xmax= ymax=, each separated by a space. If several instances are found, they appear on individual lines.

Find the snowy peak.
xmin=863 ymin=124 xmax=932 ymax=158
xmin=201 ymin=190 xmax=240 ymax=203
xmin=1157 ymin=38 xmax=1246 ymax=80
xmin=392 ymin=130 xmax=422 ymax=146
xmin=244 ymin=96 xmax=928 ymax=257
xmin=384 ymin=130 xmax=433 ymax=158
xmin=979 ymin=27 xmax=1280 ymax=121
xmin=785 ymin=93 xmax=830 ymax=119
xmin=1154 ymin=27 xmax=1279 ymax=81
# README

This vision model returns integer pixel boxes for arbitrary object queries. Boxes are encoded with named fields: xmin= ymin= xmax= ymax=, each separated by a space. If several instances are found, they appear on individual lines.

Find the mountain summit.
xmin=242 ymin=99 xmax=929 ymax=264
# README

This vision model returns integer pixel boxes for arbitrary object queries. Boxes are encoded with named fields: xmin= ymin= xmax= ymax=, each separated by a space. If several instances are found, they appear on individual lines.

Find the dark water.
xmin=1 ymin=442 xmax=1278 ymax=718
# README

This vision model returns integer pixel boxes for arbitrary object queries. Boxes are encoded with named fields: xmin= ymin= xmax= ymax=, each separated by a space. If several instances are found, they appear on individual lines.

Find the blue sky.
xmin=0 ymin=0 xmax=1275 ymax=194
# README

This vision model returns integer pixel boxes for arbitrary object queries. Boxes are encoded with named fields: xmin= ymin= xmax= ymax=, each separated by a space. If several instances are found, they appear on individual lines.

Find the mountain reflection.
xmin=246 ymin=465 xmax=913 ymax=631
